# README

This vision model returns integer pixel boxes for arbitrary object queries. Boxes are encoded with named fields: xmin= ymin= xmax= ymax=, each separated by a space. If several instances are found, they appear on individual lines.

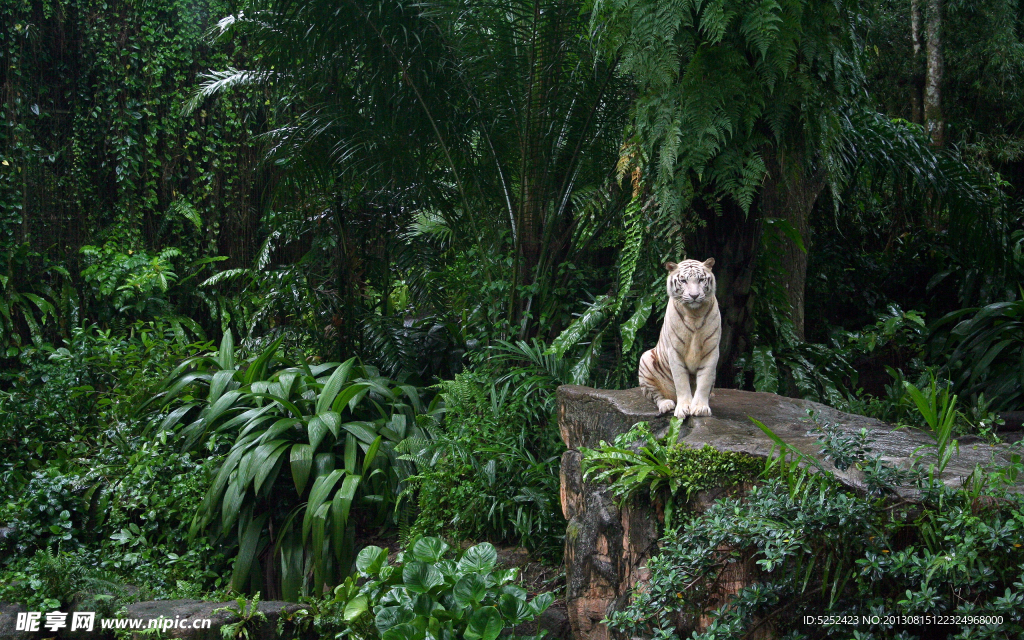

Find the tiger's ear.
xmin=664 ymin=261 xmax=678 ymax=272
xmin=702 ymin=258 xmax=715 ymax=271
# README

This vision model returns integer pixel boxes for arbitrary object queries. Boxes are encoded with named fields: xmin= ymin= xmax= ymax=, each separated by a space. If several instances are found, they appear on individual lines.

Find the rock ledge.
xmin=558 ymin=385 xmax=1021 ymax=640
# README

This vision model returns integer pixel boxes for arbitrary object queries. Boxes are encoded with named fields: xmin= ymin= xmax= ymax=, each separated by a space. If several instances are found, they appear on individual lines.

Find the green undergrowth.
xmin=0 ymin=322 xmax=229 ymax=610
xmin=582 ymin=419 xmax=765 ymax=528
xmin=596 ymin=414 xmax=1024 ymax=639
xmin=399 ymin=369 xmax=564 ymax=562
xmin=285 ymin=538 xmax=552 ymax=640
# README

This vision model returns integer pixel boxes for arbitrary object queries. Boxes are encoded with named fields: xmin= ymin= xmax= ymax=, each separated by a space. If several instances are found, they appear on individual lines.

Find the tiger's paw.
xmin=656 ymin=399 xmax=676 ymax=414
xmin=673 ymin=402 xmax=691 ymax=419
xmin=688 ymin=399 xmax=712 ymax=417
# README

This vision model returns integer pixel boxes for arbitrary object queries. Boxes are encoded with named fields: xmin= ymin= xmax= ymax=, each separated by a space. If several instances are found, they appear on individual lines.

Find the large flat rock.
xmin=558 ymin=385 xmax=1022 ymax=640
xmin=560 ymin=385 xmax=1018 ymax=498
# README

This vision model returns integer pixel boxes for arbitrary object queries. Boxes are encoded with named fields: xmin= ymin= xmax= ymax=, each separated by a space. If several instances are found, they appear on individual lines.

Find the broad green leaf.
xmin=314 ymin=452 xmax=336 ymax=478
xmin=220 ymin=476 xmax=246 ymax=534
xmin=547 ymin=294 xmax=612 ymax=357
xmin=333 ymin=383 xmax=370 ymax=413
xmin=158 ymin=402 xmax=197 ymax=433
xmin=196 ymin=443 xmax=249 ymax=529
xmin=376 ymin=606 xmax=414 ymax=634
xmin=209 ymin=369 xmax=236 ymax=403
xmin=302 ymin=469 xmax=344 ymax=542
xmin=382 ymin=623 xmax=422 ymax=640
xmin=308 ymin=414 xmax=330 ymax=451
xmin=239 ymin=439 xmax=287 ymax=487
xmin=331 ymin=474 xmax=361 ymax=561
xmin=411 ymin=537 xmax=449 ymax=563
xmin=343 ymin=595 xmax=368 ymax=622
xmin=243 ymin=336 xmax=284 ymax=384
xmin=318 ymin=411 xmax=343 ymax=437
xmin=412 ymin=594 xmax=438 ymax=617
xmin=217 ymin=330 xmax=235 ymax=370
xmin=344 ymin=433 xmax=358 ymax=473
xmin=290 ymin=444 xmax=313 ymax=495
xmin=362 ymin=436 xmax=383 ymax=475
xmin=258 ymin=417 xmax=302 ymax=444
xmin=498 ymin=593 xmax=531 ymax=624
xmin=248 ymin=391 xmax=304 ymax=419
xmin=254 ymin=441 xmax=289 ymax=494
xmin=356 ymin=546 xmax=388 ymax=577
xmin=452 ymin=573 xmax=487 ymax=607
xmin=277 ymin=371 xmax=299 ymax=400
xmin=620 ymin=289 xmax=658 ymax=353
xmin=527 ymin=592 xmax=553 ymax=617
xmin=234 ymin=414 xmax=279 ymax=442
xmin=464 ymin=607 xmax=503 ymax=640
xmin=318 ymin=358 xmax=357 ymax=414
xmin=203 ymin=390 xmax=244 ymax=426
xmin=279 ymin=529 xmax=304 ymax=602
xmin=402 ymin=560 xmax=444 ymax=594
xmin=343 ymin=421 xmax=381 ymax=444
xmin=230 ymin=512 xmax=268 ymax=592
xmin=458 ymin=543 xmax=497 ymax=573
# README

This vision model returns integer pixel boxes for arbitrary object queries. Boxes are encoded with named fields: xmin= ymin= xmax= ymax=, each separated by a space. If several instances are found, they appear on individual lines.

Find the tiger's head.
xmin=665 ymin=258 xmax=716 ymax=308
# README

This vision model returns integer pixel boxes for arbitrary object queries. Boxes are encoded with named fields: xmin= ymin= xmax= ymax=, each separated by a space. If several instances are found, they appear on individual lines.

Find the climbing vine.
xmin=0 ymin=0 xmax=271 ymax=340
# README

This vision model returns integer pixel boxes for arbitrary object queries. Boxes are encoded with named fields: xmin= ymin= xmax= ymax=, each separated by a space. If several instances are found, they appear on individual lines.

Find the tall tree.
xmin=924 ymin=0 xmax=944 ymax=146
xmin=588 ymin=0 xmax=859 ymax=374
xmin=910 ymin=0 xmax=923 ymax=123
xmin=194 ymin=0 xmax=631 ymax=344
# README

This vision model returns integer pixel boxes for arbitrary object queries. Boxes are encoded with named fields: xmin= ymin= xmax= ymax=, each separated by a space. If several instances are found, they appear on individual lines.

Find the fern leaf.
xmin=547 ymin=295 xmax=613 ymax=357
xmin=620 ymin=286 xmax=659 ymax=354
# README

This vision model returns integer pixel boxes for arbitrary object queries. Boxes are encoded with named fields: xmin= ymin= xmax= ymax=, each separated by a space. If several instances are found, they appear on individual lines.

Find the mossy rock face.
xmin=557 ymin=385 xmax=1022 ymax=640
xmin=0 ymin=603 xmax=32 ymax=640
xmin=663 ymin=443 xmax=763 ymax=505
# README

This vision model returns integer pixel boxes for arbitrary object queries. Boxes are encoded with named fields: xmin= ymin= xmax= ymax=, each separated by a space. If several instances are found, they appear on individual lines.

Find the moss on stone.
xmin=566 ymin=521 xmax=581 ymax=542
xmin=663 ymin=443 xmax=764 ymax=501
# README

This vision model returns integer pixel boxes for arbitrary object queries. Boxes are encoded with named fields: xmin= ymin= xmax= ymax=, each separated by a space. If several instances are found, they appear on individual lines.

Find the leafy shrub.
xmin=0 ymin=469 xmax=90 ymax=553
xmin=298 ymin=538 xmax=552 ymax=640
xmin=605 ymin=423 xmax=1024 ymax=639
xmin=400 ymin=371 xmax=563 ymax=561
xmin=736 ymin=305 xmax=929 ymax=409
xmin=146 ymin=331 xmax=438 ymax=598
xmin=0 ymin=243 xmax=65 ymax=350
xmin=97 ymin=443 xmax=225 ymax=590
xmin=610 ymin=473 xmax=1024 ymax=639
xmin=0 ymin=548 xmax=124 ymax=613
xmin=79 ymin=243 xmax=212 ymax=336
xmin=0 ymin=440 xmax=227 ymax=608
xmin=932 ymin=296 xmax=1024 ymax=411
xmin=0 ymin=322 xmax=211 ymax=487
xmin=581 ymin=419 xmax=763 ymax=528
xmin=215 ymin=593 xmax=269 ymax=640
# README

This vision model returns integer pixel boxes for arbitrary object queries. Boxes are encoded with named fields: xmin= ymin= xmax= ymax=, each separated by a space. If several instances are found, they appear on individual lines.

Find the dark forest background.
xmin=1 ymin=0 xmax=1023 ymax=633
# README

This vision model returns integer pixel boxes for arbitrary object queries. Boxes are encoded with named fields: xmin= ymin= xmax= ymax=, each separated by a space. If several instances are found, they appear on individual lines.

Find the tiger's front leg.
xmin=688 ymin=352 xmax=719 ymax=417
xmin=670 ymin=354 xmax=693 ymax=419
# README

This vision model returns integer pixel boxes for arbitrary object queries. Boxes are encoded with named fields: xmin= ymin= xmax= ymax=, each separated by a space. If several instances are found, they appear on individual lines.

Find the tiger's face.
xmin=665 ymin=258 xmax=716 ymax=308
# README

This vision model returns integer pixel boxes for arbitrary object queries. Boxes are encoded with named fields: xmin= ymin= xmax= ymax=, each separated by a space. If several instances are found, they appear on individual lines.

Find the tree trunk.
xmin=924 ymin=0 xmax=944 ymax=146
xmin=910 ymin=0 xmax=924 ymax=124
xmin=759 ymin=152 xmax=826 ymax=342
xmin=690 ymin=200 xmax=762 ymax=386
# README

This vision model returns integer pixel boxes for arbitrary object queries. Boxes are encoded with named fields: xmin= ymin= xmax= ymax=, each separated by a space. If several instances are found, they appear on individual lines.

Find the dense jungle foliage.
xmin=1 ymin=0 xmax=1024 ymax=637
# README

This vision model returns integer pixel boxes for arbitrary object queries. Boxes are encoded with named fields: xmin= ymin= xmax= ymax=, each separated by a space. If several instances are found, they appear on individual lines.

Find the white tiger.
xmin=638 ymin=258 xmax=721 ymax=418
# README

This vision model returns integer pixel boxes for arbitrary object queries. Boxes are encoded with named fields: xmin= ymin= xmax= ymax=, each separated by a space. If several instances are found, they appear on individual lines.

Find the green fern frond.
xmin=546 ymin=294 xmax=613 ymax=358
